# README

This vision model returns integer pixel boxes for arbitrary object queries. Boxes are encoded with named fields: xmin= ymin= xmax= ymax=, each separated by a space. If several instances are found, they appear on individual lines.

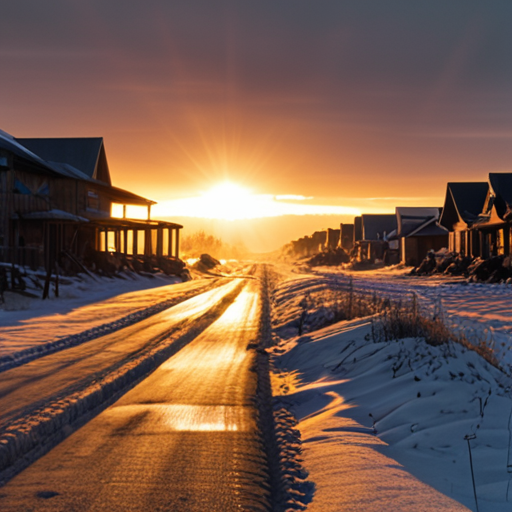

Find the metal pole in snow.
xmin=465 ymin=434 xmax=479 ymax=512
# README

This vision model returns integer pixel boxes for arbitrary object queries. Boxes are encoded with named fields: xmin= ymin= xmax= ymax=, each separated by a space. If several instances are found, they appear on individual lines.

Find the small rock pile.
xmin=412 ymin=250 xmax=512 ymax=283
xmin=306 ymin=248 xmax=350 ymax=267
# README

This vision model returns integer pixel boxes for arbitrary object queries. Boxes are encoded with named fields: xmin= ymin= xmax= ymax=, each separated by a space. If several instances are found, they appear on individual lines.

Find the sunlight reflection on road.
xmin=159 ymin=279 xmax=241 ymax=322
xmin=109 ymin=404 xmax=246 ymax=432
xmin=161 ymin=404 xmax=242 ymax=431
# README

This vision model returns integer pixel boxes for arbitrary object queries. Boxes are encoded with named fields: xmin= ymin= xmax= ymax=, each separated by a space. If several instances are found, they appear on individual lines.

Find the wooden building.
xmin=470 ymin=173 xmax=512 ymax=259
xmin=352 ymin=214 xmax=397 ymax=264
xmin=326 ymin=228 xmax=340 ymax=250
xmin=0 ymin=129 xmax=182 ymax=273
xmin=439 ymin=182 xmax=489 ymax=257
xmin=395 ymin=207 xmax=448 ymax=266
xmin=339 ymin=223 xmax=354 ymax=251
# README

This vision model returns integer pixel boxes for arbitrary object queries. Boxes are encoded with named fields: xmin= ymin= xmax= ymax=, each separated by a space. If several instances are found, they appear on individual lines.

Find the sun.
xmin=203 ymin=182 xmax=251 ymax=203
xmin=198 ymin=182 xmax=258 ymax=221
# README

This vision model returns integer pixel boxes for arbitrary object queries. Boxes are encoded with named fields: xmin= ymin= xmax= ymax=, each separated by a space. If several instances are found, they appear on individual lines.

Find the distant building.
xmin=351 ymin=214 xmax=397 ymax=264
xmin=326 ymin=228 xmax=340 ymax=250
xmin=339 ymin=223 xmax=354 ymax=251
xmin=395 ymin=207 xmax=448 ymax=266
xmin=360 ymin=214 xmax=397 ymax=241
xmin=0 ymin=129 xmax=182 ymax=273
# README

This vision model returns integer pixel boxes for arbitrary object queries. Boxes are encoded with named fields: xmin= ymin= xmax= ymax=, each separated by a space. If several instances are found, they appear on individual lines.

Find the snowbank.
xmin=276 ymin=268 xmax=512 ymax=372
xmin=271 ymin=318 xmax=512 ymax=511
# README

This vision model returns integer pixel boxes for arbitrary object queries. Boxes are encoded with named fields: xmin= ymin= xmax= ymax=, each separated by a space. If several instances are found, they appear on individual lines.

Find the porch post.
xmin=157 ymin=227 xmax=163 ymax=258
xmin=174 ymin=228 xmax=180 ymax=259
xmin=133 ymin=230 xmax=138 ymax=256
xmin=169 ymin=229 xmax=174 ymax=257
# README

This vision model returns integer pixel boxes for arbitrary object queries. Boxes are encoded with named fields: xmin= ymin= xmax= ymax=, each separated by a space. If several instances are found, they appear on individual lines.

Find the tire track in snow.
xmin=0 ymin=279 xmax=247 ymax=486
xmin=0 ymin=278 xmax=226 ymax=373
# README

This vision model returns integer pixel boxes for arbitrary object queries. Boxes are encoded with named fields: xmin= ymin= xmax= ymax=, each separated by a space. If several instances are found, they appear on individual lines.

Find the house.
xmin=0 ymin=129 xmax=182 ymax=274
xmin=326 ymin=228 xmax=340 ymax=251
xmin=395 ymin=207 xmax=448 ymax=266
xmin=339 ymin=223 xmax=354 ymax=251
xmin=439 ymin=182 xmax=489 ymax=257
xmin=470 ymin=173 xmax=512 ymax=259
xmin=361 ymin=214 xmax=397 ymax=241
xmin=354 ymin=216 xmax=363 ymax=243
xmin=353 ymin=214 xmax=397 ymax=264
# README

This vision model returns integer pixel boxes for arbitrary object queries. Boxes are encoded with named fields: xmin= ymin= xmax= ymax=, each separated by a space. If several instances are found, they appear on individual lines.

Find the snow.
xmin=282 ymin=265 xmax=512 ymax=372
xmin=270 ymin=268 xmax=512 ymax=511
xmin=0 ymin=272 xmax=197 ymax=360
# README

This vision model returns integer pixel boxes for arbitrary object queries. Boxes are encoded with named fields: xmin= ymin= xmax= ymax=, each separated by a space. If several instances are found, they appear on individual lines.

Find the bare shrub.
xmin=371 ymin=293 xmax=500 ymax=369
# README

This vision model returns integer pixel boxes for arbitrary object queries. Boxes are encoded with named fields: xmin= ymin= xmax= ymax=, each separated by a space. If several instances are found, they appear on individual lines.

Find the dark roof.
xmin=439 ymin=182 xmax=489 ymax=229
xmin=361 ymin=214 xmax=397 ymax=240
xmin=407 ymin=217 xmax=449 ymax=237
xmin=0 ymin=129 xmax=60 ymax=175
xmin=489 ymin=173 xmax=512 ymax=220
xmin=2 ymin=129 xmax=155 ymax=208
xmin=16 ymin=137 xmax=111 ymax=184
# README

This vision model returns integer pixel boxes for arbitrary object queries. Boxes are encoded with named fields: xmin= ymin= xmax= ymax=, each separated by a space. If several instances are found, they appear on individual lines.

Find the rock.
xmin=199 ymin=253 xmax=221 ymax=269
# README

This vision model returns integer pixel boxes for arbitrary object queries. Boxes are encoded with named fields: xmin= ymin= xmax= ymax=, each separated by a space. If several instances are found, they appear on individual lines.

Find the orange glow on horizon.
xmin=151 ymin=181 xmax=362 ymax=221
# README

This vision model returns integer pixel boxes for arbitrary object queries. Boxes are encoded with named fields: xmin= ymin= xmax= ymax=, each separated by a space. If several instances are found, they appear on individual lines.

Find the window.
xmin=107 ymin=231 xmax=116 ymax=252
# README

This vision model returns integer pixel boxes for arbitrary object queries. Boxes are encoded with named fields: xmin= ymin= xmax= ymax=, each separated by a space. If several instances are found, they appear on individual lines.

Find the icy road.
xmin=0 ymin=278 xmax=270 ymax=510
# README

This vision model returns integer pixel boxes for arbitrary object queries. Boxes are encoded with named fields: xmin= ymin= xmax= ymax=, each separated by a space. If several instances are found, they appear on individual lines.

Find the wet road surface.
xmin=0 ymin=280 xmax=241 ymax=426
xmin=0 ymin=280 xmax=270 ymax=511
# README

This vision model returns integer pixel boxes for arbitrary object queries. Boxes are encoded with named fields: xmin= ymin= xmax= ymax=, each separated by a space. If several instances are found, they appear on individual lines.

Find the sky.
xmin=1 ymin=1 xmax=511 ymax=251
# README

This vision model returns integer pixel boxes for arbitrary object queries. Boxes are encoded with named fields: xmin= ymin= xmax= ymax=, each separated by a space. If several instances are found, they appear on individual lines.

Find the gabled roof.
xmin=0 ymin=129 xmax=60 ymax=176
xmin=2 ymin=128 xmax=154 ymax=207
xmin=439 ymin=182 xmax=489 ymax=230
xmin=406 ymin=216 xmax=449 ymax=237
xmin=396 ymin=207 xmax=441 ymax=237
xmin=489 ymin=173 xmax=512 ymax=221
xmin=361 ymin=214 xmax=397 ymax=240
xmin=16 ymin=137 xmax=111 ymax=185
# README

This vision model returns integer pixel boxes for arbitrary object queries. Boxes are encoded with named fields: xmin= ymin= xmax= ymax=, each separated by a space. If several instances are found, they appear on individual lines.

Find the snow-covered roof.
xmin=0 ymin=129 xmax=59 ymax=175
xmin=1 ymin=128 xmax=155 ymax=207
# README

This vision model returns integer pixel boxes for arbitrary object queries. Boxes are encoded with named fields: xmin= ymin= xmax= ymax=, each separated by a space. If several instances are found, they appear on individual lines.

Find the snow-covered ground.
xmin=282 ymin=265 xmax=512 ymax=372
xmin=270 ymin=267 xmax=512 ymax=511
xmin=0 ymin=271 xmax=228 ymax=364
